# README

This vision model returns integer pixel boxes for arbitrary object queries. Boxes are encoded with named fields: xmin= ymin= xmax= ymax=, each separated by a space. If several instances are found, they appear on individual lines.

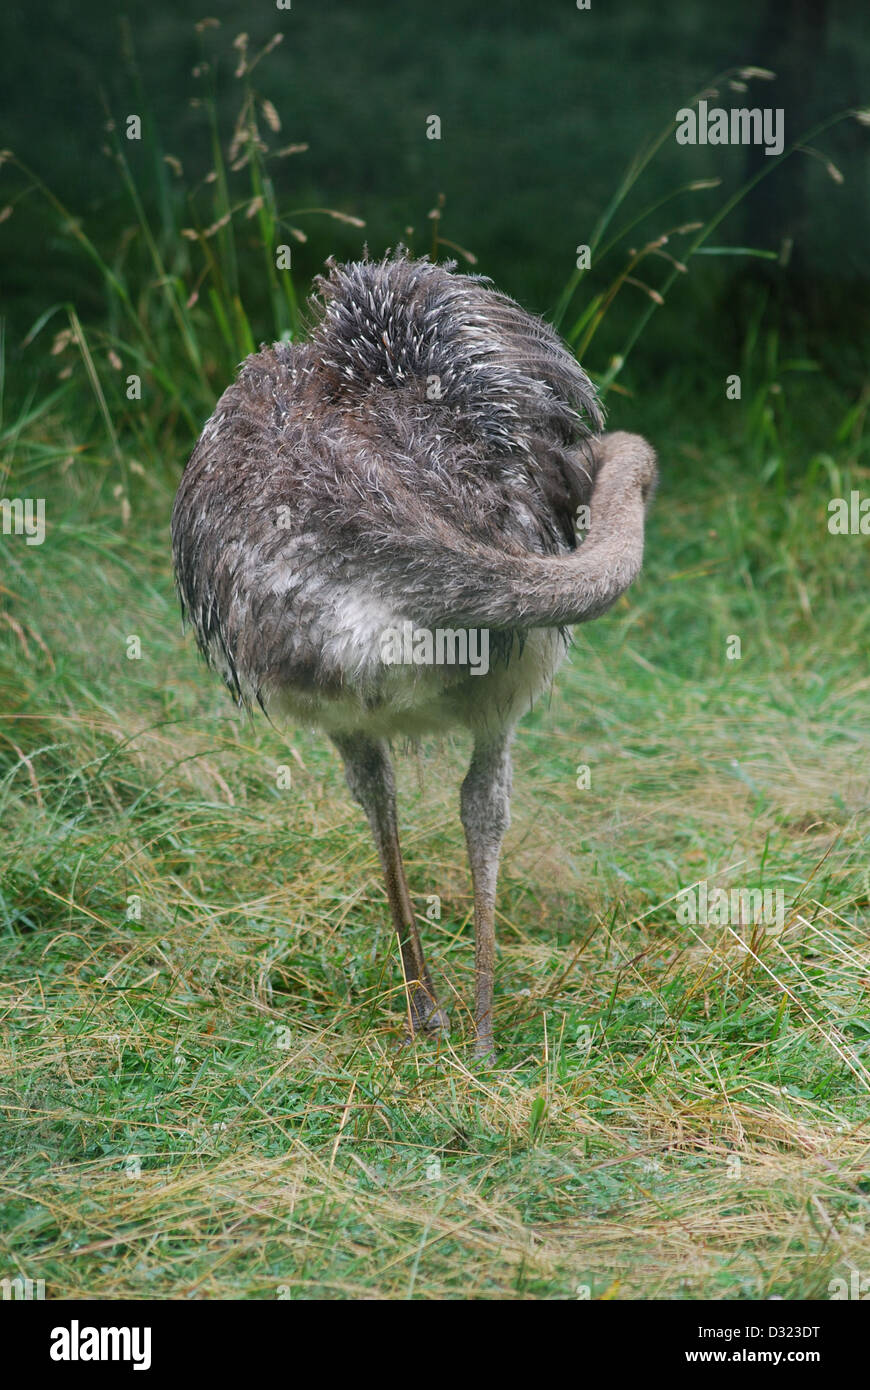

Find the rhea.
xmin=171 ymin=254 xmax=657 ymax=1057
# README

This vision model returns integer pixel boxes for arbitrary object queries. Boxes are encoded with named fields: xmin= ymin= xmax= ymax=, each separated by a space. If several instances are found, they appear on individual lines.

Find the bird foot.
xmin=402 ymin=994 xmax=450 ymax=1044
xmin=420 ymin=1006 xmax=451 ymax=1036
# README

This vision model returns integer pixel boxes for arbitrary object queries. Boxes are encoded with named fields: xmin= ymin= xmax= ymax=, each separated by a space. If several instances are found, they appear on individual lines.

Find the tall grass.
xmin=4 ymin=23 xmax=364 ymax=485
xmin=3 ymin=38 xmax=866 ymax=482
xmin=553 ymin=68 xmax=868 ymax=402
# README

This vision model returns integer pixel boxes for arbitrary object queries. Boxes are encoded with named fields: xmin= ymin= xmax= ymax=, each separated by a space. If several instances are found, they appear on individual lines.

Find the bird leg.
xmin=333 ymin=733 xmax=448 ymax=1038
xmin=460 ymin=730 xmax=514 ymax=1060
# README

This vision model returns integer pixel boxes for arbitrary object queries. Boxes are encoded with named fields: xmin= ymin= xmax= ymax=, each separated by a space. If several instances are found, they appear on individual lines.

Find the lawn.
xmin=2 ymin=394 xmax=869 ymax=1299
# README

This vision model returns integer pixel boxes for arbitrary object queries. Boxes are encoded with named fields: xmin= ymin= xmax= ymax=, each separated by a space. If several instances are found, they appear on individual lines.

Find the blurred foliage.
xmin=1 ymin=0 xmax=868 ymax=400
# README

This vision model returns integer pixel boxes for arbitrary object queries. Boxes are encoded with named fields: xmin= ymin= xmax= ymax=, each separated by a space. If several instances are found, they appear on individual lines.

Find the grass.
xmin=1 ymin=394 xmax=869 ymax=1299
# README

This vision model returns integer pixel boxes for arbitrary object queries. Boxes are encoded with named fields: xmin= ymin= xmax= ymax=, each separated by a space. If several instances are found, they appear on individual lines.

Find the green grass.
xmin=1 ymin=397 xmax=869 ymax=1299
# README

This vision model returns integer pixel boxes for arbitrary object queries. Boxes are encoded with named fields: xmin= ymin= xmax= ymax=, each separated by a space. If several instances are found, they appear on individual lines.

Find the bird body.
xmin=172 ymin=254 xmax=657 ymax=1055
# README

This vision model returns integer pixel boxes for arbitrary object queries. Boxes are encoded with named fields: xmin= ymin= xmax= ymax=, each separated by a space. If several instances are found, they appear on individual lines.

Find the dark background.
xmin=1 ymin=0 xmax=868 ymax=402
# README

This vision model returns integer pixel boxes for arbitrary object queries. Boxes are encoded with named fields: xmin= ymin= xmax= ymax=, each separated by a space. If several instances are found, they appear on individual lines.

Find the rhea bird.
xmin=171 ymin=253 xmax=657 ymax=1058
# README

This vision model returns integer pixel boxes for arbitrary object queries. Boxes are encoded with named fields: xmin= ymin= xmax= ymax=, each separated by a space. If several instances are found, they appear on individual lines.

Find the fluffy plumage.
xmin=171 ymin=253 xmax=650 ymax=734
